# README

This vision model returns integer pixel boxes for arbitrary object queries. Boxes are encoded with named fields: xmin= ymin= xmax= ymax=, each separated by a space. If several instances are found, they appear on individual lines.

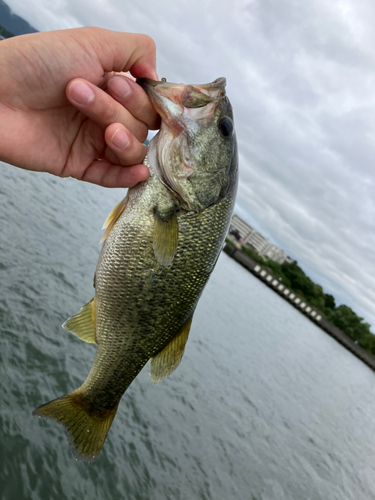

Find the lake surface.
xmin=1 ymin=161 xmax=375 ymax=500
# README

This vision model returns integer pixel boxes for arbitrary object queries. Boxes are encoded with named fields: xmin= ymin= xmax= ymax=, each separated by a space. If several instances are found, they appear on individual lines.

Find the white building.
xmin=228 ymin=214 xmax=290 ymax=265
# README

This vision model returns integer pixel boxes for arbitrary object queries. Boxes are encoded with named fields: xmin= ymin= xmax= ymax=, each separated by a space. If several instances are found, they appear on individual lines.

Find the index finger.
xmin=107 ymin=75 xmax=160 ymax=130
xmin=94 ymin=29 xmax=158 ymax=80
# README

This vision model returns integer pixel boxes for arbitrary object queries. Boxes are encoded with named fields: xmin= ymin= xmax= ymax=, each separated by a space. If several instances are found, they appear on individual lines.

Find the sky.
xmin=4 ymin=0 xmax=375 ymax=329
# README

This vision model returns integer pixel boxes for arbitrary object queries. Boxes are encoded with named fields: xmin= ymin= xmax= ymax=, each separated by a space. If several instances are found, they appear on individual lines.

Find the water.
xmin=1 ymin=162 xmax=375 ymax=500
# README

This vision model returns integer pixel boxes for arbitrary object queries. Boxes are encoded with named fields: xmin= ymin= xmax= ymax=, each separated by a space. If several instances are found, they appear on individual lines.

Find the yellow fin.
xmin=153 ymin=206 xmax=178 ymax=267
xmin=62 ymin=298 xmax=96 ymax=344
xmin=32 ymin=390 xmax=118 ymax=462
xmin=150 ymin=316 xmax=193 ymax=383
xmin=100 ymin=194 xmax=128 ymax=244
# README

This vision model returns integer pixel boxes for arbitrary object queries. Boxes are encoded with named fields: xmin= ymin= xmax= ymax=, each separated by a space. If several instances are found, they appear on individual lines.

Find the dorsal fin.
xmin=62 ymin=298 xmax=96 ymax=344
xmin=100 ymin=194 xmax=128 ymax=244
xmin=149 ymin=316 xmax=193 ymax=383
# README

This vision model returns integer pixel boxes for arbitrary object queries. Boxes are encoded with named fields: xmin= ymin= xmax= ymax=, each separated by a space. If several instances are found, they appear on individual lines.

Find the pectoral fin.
xmin=100 ymin=194 xmax=128 ymax=244
xmin=150 ymin=316 xmax=193 ymax=383
xmin=62 ymin=298 xmax=96 ymax=344
xmin=153 ymin=205 xmax=178 ymax=267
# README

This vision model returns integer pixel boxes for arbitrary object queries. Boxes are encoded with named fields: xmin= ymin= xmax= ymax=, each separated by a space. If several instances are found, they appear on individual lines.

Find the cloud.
xmin=5 ymin=0 xmax=375 ymax=327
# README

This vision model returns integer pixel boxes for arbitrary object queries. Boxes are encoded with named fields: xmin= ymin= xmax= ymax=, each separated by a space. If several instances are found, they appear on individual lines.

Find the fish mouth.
xmin=137 ymin=77 xmax=226 ymax=91
xmin=136 ymin=77 xmax=226 ymax=115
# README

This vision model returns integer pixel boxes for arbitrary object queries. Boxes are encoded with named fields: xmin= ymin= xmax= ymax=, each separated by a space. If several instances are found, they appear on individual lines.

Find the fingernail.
xmin=109 ymin=76 xmax=131 ymax=98
xmin=69 ymin=81 xmax=95 ymax=105
xmin=111 ymin=128 xmax=130 ymax=149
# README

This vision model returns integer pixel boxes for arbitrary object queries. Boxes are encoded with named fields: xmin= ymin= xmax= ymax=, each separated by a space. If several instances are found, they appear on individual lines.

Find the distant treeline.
xmin=237 ymin=243 xmax=375 ymax=356
xmin=0 ymin=23 xmax=14 ymax=38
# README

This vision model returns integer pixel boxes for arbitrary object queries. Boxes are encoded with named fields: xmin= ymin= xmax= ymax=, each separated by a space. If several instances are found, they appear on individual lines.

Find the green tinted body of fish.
xmin=33 ymin=77 xmax=238 ymax=462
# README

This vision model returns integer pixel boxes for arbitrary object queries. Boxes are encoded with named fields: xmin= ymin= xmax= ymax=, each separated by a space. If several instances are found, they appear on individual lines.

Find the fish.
xmin=32 ymin=77 xmax=238 ymax=462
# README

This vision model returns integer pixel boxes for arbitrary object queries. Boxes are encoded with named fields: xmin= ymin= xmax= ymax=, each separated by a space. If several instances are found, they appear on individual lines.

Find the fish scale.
xmin=33 ymin=77 xmax=238 ymax=462
xmin=95 ymin=184 xmax=231 ymax=388
xmin=87 ymin=176 xmax=231 ymax=407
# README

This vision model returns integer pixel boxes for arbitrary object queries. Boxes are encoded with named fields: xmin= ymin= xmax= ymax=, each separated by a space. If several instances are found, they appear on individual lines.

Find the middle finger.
xmin=67 ymin=78 xmax=148 ymax=142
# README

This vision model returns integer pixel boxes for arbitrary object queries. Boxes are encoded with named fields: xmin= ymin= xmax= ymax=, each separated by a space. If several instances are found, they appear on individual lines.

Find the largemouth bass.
xmin=33 ymin=77 xmax=238 ymax=462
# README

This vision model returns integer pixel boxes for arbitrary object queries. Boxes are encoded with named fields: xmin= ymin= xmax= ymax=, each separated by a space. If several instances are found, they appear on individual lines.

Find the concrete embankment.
xmin=223 ymin=243 xmax=375 ymax=372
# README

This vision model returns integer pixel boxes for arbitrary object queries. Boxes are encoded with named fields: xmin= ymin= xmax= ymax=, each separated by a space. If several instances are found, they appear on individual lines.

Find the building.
xmin=228 ymin=214 xmax=290 ymax=265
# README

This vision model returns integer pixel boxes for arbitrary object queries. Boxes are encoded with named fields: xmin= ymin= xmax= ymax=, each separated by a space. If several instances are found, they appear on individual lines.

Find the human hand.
xmin=0 ymin=27 xmax=160 ymax=187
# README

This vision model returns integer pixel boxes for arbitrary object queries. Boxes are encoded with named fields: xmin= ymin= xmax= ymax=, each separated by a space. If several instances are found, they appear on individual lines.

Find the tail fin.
xmin=32 ymin=391 xmax=118 ymax=462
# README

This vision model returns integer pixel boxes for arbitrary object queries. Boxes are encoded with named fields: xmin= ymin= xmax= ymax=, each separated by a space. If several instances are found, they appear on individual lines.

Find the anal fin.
xmin=63 ymin=298 xmax=96 ymax=344
xmin=150 ymin=316 xmax=193 ymax=383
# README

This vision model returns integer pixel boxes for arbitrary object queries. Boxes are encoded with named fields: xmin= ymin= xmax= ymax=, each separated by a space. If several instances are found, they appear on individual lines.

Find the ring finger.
xmin=104 ymin=123 xmax=148 ymax=167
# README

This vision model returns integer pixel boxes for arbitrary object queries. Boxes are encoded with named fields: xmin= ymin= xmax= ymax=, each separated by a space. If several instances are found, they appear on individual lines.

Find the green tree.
xmin=358 ymin=334 xmax=375 ymax=355
xmin=324 ymin=294 xmax=336 ymax=310
xmin=241 ymin=246 xmax=264 ymax=264
xmin=231 ymin=247 xmax=375 ymax=356
xmin=329 ymin=305 xmax=371 ymax=342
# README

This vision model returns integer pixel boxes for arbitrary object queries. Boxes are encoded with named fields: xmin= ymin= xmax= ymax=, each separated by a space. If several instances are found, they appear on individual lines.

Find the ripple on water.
xmin=2 ymin=164 xmax=375 ymax=499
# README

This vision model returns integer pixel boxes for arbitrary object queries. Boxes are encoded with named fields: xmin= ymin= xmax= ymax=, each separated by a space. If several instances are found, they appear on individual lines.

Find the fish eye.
xmin=218 ymin=117 xmax=233 ymax=138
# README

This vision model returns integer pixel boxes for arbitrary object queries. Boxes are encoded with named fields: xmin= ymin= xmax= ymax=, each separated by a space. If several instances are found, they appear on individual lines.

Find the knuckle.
xmin=139 ymin=34 xmax=156 ymax=55
xmin=82 ymin=26 xmax=103 ymax=39
xmin=118 ymin=141 xmax=145 ymax=164
xmin=101 ymin=102 xmax=121 ymax=125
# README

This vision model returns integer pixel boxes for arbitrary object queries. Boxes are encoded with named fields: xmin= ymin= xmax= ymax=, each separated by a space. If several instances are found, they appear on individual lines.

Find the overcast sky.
xmin=5 ymin=0 xmax=375 ymax=329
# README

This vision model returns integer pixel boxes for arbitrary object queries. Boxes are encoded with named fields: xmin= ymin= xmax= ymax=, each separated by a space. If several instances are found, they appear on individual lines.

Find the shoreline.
xmin=223 ymin=243 xmax=375 ymax=372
